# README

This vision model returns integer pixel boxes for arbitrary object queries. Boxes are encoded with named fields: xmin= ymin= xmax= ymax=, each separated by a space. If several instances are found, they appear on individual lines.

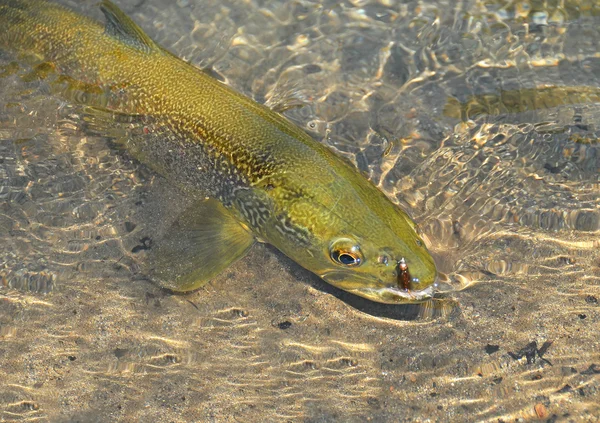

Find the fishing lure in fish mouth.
xmin=389 ymin=257 xmax=437 ymax=300
xmin=0 ymin=0 xmax=439 ymax=305
xmin=398 ymin=258 xmax=412 ymax=290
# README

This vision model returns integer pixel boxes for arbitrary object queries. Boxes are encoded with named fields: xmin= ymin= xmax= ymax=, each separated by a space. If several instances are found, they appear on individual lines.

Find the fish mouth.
xmin=349 ymin=283 xmax=437 ymax=304
xmin=321 ymin=272 xmax=438 ymax=304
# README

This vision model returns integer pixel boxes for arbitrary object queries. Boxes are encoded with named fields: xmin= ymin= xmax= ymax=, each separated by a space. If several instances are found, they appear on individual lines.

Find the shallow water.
xmin=1 ymin=0 xmax=599 ymax=422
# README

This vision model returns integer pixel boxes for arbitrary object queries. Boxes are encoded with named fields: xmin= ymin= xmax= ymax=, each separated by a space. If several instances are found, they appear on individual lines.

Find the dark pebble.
xmin=278 ymin=321 xmax=292 ymax=330
xmin=485 ymin=344 xmax=500 ymax=354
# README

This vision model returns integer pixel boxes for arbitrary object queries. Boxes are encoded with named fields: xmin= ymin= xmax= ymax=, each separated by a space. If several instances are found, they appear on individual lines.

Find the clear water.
xmin=1 ymin=0 xmax=599 ymax=421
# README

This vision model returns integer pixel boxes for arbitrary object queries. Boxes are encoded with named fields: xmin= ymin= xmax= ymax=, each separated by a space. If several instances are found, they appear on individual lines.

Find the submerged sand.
xmin=1 ymin=0 xmax=599 ymax=421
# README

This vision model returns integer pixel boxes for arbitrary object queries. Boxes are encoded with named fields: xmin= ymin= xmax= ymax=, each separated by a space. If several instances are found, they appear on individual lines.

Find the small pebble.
xmin=534 ymin=402 xmax=548 ymax=418
xmin=278 ymin=321 xmax=292 ymax=330
xmin=485 ymin=344 xmax=500 ymax=354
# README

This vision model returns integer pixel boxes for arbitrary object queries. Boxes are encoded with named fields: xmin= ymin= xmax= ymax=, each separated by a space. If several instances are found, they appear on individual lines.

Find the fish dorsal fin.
xmin=99 ymin=0 xmax=158 ymax=53
xmin=143 ymin=198 xmax=255 ymax=292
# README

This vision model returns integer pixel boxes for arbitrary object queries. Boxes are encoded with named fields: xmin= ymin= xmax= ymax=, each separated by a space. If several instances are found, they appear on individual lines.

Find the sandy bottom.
xmin=1 ymin=0 xmax=600 ymax=421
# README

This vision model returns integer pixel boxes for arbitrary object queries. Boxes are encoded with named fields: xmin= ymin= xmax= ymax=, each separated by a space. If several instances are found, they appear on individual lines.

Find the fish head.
xmin=316 ymin=214 xmax=438 ymax=304
xmin=265 ymin=171 xmax=438 ymax=305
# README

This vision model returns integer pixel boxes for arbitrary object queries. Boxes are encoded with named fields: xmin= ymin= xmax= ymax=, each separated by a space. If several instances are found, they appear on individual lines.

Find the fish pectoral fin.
xmin=99 ymin=0 xmax=159 ymax=53
xmin=144 ymin=198 xmax=255 ymax=292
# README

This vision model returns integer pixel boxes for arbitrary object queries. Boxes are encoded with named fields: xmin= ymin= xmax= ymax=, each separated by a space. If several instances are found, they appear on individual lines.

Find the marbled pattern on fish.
xmin=0 ymin=0 xmax=437 ymax=303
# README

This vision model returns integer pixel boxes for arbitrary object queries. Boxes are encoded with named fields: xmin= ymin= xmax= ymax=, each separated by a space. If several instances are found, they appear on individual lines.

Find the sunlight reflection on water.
xmin=0 ymin=0 xmax=599 ymax=421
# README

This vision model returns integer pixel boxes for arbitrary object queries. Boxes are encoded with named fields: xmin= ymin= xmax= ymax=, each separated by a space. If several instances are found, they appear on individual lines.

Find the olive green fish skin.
xmin=0 ymin=0 xmax=438 ymax=303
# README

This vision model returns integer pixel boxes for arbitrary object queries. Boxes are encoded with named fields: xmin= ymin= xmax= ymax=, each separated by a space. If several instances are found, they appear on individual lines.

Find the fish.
xmin=444 ymin=86 xmax=600 ymax=120
xmin=0 ymin=0 xmax=438 ymax=304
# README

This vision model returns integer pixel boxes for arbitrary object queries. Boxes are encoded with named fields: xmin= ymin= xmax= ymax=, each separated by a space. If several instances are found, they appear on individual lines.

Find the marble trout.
xmin=0 ymin=0 xmax=438 ymax=303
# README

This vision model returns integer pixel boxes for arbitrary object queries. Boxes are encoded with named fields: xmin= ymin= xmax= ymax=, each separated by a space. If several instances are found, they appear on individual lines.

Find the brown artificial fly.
xmin=397 ymin=258 xmax=411 ymax=291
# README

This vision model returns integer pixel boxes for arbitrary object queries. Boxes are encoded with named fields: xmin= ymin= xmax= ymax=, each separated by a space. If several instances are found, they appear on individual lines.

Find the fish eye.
xmin=329 ymin=238 xmax=363 ymax=267
xmin=332 ymin=251 xmax=361 ymax=266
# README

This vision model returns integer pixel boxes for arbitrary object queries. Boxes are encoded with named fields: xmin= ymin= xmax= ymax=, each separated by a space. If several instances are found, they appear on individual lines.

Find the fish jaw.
xmin=320 ymin=271 xmax=438 ymax=304
xmin=351 ymin=283 xmax=438 ymax=304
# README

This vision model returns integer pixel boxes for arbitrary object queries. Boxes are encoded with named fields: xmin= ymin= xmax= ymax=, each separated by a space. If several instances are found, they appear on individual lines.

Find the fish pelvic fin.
xmin=99 ymin=0 xmax=159 ymax=53
xmin=144 ymin=198 xmax=255 ymax=292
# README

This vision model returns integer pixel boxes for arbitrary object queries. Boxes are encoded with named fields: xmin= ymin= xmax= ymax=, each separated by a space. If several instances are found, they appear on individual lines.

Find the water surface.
xmin=1 ymin=0 xmax=599 ymax=421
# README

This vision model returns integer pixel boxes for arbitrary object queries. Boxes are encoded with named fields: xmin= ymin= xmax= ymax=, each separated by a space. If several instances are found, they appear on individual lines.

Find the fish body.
xmin=0 ymin=0 xmax=437 ymax=303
